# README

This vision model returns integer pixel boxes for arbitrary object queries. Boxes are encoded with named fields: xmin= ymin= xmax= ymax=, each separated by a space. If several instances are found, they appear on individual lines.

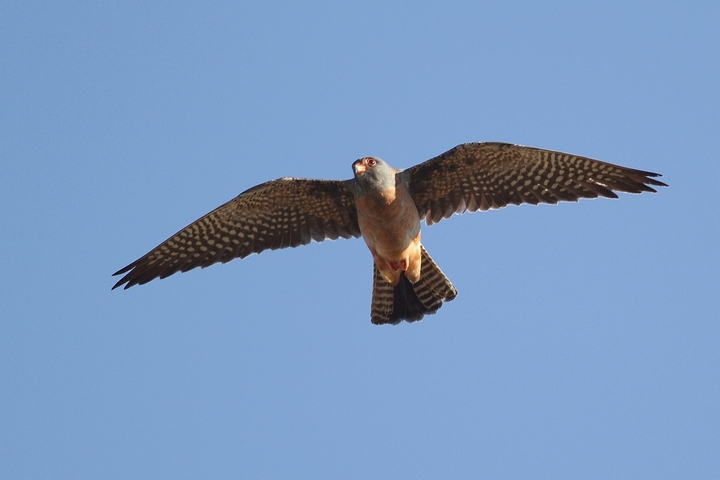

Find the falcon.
xmin=113 ymin=142 xmax=666 ymax=324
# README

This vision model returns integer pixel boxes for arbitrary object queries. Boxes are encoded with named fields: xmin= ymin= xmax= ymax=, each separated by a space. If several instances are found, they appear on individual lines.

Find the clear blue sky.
xmin=2 ymin=1 xmax=718 ymax=478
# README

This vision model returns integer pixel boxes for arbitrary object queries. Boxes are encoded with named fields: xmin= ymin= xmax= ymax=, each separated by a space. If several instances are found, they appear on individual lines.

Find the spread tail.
xmin=370 ymin=245 xmax=457 ymax=325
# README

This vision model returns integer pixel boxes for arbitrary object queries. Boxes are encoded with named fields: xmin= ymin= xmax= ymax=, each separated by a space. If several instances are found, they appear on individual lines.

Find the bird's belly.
xmin=356 ymin=197 xmax=421 ymax=261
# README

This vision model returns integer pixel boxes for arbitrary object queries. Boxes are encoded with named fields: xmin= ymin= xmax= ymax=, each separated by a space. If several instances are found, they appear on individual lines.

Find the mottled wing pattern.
xmin=403 ymin=142 xmax=668 ymax=225
xmin=113 ymin=178 xmax=360 ymax=289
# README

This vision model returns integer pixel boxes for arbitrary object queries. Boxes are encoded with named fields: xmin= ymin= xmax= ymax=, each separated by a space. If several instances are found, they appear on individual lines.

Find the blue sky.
xmin=1 ymin=1 xmax=718 ymax=478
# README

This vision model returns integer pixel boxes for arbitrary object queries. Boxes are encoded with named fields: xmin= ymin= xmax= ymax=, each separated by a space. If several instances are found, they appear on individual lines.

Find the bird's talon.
xmin=387 ymin=260 xmax=408 ymax=272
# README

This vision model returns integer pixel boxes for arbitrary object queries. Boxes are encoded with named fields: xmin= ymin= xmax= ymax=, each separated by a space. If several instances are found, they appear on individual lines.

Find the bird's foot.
xmin=388 ymin=259 xmax=408 ymax=272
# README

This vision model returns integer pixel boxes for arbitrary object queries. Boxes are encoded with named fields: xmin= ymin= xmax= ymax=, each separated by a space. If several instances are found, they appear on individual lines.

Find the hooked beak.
xmin=353 ymin=160 xmax=366 ymax=175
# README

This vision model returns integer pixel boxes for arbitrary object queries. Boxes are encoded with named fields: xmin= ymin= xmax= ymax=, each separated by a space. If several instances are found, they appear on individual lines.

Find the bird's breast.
xmin=355 ymin=187 xmax=421 ymax=260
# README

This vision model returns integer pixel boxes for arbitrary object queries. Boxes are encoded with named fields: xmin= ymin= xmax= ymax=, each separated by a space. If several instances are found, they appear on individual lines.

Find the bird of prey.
xmin=113 ymin=142 xmax=666 ymax=324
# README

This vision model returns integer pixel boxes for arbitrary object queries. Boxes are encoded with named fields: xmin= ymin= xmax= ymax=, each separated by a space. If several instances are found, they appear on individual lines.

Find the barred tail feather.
xmin=370 ymin=246 xmax=457 ymax=325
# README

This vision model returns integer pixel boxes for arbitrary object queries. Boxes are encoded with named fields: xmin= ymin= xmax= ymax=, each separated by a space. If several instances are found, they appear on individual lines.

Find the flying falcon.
xmin=113 ymin=142 xmax=666 ymax=324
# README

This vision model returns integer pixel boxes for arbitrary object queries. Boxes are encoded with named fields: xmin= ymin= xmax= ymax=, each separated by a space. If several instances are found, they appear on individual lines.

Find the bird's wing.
xmin=402 ymin=142 xmax=667 ymax=225
xmin=113 ymin=178 xmax=360 ymax=289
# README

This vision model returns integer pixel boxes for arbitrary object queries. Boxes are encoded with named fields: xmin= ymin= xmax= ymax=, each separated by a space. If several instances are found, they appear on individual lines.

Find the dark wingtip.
xmin=111 ymin=276 xmax=128 ymax=290
xmin=649 ymin=178 xmax=668 ymax=188
xmin=111 ymin=263 xmax=137 ymax=290
xmin=639 ymin=176 xmax=667 ymax=193
xmin=637 ymin=170 xmax=668 ymax=188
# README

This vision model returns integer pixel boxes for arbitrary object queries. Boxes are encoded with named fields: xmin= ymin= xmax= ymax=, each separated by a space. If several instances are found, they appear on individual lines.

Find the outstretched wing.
xmin=403 ymin=142 xmax=667 ymax=225
xmin=113 ymin=178 xmax=360 ymax=289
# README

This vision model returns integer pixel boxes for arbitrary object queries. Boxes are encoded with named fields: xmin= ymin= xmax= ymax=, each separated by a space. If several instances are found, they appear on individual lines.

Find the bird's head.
xmin=351 ymin=156 xmax=397 ymax=192
xmin=352 ymin=156 xmax=379 ymax=175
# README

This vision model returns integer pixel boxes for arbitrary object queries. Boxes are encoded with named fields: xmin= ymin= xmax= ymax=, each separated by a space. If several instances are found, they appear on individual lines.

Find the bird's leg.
xmin=370 ymin=249 xmax=401 ymax=286
xmin=405 ymin=240 xmax=422 ymax=284
xmin=383 ymin=234 xmax=422 ymax=284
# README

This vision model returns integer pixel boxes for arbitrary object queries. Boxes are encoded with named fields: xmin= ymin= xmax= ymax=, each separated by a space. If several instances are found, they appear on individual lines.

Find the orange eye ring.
xmin=366 ymin=158 xmax=377 ymax=167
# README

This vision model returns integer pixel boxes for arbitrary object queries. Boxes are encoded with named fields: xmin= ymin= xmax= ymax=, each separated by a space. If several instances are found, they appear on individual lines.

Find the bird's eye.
xmin=367 ymin=158 xmax=377 ymax=167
